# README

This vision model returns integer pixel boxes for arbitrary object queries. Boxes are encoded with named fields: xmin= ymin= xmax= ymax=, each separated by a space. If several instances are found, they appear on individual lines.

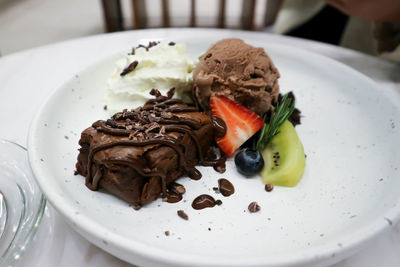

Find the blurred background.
xmin=0 ymin=0 xmax=398 ymax=60
xmin=0 ymin=0 xmax=276 ymax=55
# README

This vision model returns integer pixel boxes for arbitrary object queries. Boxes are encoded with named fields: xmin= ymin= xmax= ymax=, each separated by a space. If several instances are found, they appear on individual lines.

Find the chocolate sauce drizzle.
xmin=192 ymin=194 xmax=218 ymax=210
xmin=85 ymin=88 xmax=226 ymax=198
xmin=218 ymin=178 xmax=235 ymax=197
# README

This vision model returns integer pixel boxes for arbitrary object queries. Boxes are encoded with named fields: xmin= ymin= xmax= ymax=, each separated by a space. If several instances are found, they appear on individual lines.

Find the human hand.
xmin=325 ymin=0 xmax=400 ymax=22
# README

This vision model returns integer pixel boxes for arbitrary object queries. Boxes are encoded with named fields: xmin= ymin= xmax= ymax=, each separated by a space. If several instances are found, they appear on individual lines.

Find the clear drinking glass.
xmin=0 ymin=139 xmax=46 ymax=266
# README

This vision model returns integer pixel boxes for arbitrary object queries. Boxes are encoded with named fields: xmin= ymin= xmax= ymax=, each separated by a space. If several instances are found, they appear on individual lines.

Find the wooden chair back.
xmin=101 ymin=0 xmax=282 ymax=32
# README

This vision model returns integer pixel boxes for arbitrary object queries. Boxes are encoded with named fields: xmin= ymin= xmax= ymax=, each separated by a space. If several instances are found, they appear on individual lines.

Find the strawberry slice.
xmin=210 ymin=94 xmax=264 ymax=155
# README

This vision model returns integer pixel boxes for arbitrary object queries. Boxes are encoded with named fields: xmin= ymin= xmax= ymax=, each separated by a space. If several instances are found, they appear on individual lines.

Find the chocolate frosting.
xmin=75 ymin=88 xmax=226 ymax=205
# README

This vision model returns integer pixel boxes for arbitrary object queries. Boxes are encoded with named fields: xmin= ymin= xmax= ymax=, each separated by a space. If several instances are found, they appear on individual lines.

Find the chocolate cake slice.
xmin=75 ymin=89 xmax=226 ymax=205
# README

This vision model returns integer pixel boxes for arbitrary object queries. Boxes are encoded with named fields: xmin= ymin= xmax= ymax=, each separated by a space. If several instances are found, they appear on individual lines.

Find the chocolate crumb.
xmin=177 ymin=210 xmax=188 ymax=220
xmin=168 ymin=41 xmax=176 ymax=46
xmin=103 ymin=105 xmax=108 ymax=110
xmin=248 ymin=202 xmax=261 ymax=213
xmin=120 ymin=60 xmax=138 ymax=76
xmin=131 ymin=203 xmax=142 ymax=210
xmin=165 ymin=231 xmax=170 ymax=236
xmin=212 ymin=187 xmax=219 ymax=192
xmin=265 ymin=184 xmax=274 ymax=192
xmin=215 ymin=199 xmax=222 ymax=205
xmin=208 ymin=227 xmax=211 ymax=231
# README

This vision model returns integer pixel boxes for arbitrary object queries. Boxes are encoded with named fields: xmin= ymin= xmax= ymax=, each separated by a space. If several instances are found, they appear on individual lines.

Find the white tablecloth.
xmin=1 ymin=28 xmax=399 ymax=267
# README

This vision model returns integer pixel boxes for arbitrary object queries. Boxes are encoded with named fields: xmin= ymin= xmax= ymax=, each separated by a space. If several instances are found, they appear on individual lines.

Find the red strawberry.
xmin=210 ymin=94 xmax=264 ymax=156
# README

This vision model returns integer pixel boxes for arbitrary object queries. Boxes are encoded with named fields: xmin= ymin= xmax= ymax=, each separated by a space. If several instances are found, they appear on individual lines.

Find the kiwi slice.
xmin=260 ymin=120 xmax=305 ymax=187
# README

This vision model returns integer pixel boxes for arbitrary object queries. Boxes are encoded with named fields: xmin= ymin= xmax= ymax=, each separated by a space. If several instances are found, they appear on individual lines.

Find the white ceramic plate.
xmin=28 ymin=37 xmax=400 ymax=267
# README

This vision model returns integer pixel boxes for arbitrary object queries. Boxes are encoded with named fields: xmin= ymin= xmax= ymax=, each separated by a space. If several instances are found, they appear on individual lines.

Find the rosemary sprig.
xmin=255 ymin=93 xmax=295 ymax=151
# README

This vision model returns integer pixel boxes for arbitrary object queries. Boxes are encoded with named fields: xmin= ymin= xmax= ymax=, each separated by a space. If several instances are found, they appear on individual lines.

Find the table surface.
xmin=1 ymin=28 xmax=399 ymax=267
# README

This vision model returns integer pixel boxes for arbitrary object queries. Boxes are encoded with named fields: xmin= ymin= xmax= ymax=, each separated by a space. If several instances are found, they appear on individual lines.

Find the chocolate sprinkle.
xmin=177 ymin=210 xmax=189 ymax=220
xmin=248 ymin=202 xmax=261 ymax=213
xmin=168 ymin=41 xmax=176 ymax=46
xmin=136 ymin=41 xmax=160 ymax=51
xmin=120 ymin=60 xmax=138 ymax=76
xmin=165 ymin=231 xmax=170 ymax=236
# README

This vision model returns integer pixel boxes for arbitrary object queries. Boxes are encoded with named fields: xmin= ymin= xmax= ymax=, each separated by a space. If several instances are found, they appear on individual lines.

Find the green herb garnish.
xmin=255 ymin=93 xmax=295 ymax=151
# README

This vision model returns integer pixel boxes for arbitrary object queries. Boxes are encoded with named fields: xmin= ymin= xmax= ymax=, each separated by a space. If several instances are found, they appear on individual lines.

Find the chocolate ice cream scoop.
xmin=192 ymin=38 xmax=280 ymax=115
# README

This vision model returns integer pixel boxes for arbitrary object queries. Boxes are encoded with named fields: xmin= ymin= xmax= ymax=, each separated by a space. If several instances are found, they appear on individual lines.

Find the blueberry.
xmin=234 ymin=148 xmax=264 ymax=177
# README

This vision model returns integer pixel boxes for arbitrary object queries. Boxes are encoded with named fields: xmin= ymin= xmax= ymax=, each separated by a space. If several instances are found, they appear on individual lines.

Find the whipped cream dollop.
xmin=106 ymin=41 xmax=195 ymax=113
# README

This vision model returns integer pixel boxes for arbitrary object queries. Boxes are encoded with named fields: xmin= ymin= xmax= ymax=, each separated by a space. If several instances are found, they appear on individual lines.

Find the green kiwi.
xmin=261 ymin=120 xmax=306 ymax=187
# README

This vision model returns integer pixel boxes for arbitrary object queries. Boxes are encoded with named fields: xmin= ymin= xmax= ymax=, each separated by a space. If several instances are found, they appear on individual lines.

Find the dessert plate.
xmin=28 ymin=37 xmax=400 ymax=267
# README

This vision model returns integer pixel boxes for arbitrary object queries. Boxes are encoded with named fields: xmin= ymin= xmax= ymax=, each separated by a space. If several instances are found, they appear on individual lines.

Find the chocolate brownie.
xmin=75 ymin=89 xmax=226 ymax=205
